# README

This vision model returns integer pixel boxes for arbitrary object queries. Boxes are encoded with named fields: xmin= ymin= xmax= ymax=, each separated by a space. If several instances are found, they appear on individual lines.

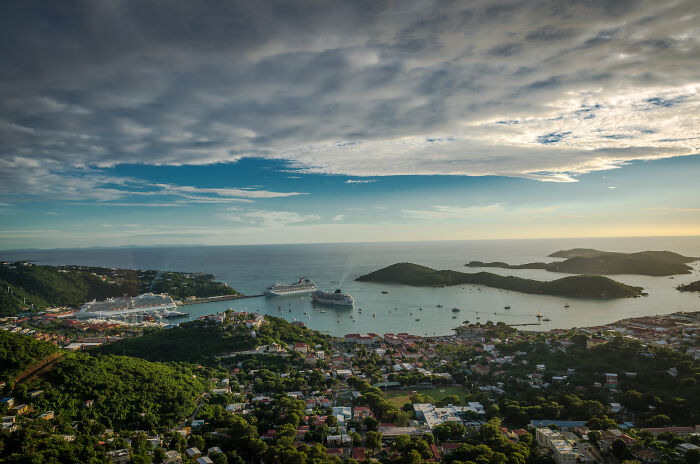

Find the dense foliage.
xmin=490 ymin=336 xmax=700 ymax=426
xmin=356 ymin=262 xmax=643 ymax=298
xmin=97 ymin=315 xmax=333 ymax=363
xmin=0 ymin=330 xmax=58 ymax=382
xmin=0 ymin=262 xmax=237 ymax=316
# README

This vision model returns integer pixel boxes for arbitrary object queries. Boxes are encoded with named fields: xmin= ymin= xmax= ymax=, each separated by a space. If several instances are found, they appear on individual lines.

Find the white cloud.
xmin=2 ymin=0 xmax=699 ymax=196
xmin=402 ymin=204 xmax=504 ymax=220
xmin=332 ymin=214 xmax=346 ymax=221
xmin=345 ymin=180 xmax=376 ymax=184
xmin=219 ymin=208 xmax=321 ymax=228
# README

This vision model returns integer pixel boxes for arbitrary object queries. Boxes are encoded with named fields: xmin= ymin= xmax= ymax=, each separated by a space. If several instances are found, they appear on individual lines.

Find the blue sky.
xmin=1 ymin=1 xmax=699 ymax=249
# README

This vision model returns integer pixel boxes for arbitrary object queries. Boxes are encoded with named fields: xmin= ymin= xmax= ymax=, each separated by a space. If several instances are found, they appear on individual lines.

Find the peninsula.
xmin=356 ymin=263 xmax=643 ymax=299
xmin=677 ymin=281 xmax=700 ymax=292
xmin=466 ymin=248 xmax=698 ymax=276
xmin=0 ymin=261 xmax=238 ymax=316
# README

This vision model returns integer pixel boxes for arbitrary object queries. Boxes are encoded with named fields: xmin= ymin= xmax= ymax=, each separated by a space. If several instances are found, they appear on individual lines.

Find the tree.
xmin=363 ymin=416 xmax=378 ymax=431
xmin=611 ymin=439 xmax=627 ymax=460
xmin=621 ymin=390 xmax=646 ymax=412
xmin=365 ymin=431 xmax=382 ymax=454
xmin=405 ymin=449 xmax=423 ymax=464
xmin=587 ymin=430 xmax=601 ymax=447
xmin=349 ymin=431 xmax=361 ymax=446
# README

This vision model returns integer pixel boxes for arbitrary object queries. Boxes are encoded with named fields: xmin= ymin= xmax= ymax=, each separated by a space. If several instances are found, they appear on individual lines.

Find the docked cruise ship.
xmin=311 ymin=289 xmax=354 ymax=306
xmin=77 ymin=293 xmax=177 ymax=319
xmin=265 ymin=278 xmax=318 ymax=296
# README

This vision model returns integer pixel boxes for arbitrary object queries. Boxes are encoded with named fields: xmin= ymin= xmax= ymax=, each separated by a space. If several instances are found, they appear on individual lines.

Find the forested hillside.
xmin=0 ymin=330 xmax=58 ymax=382
xmin=0 ymin=262 xmax=237 ymax=316
xmin=97 ymin=314 xmax=333 ymax=363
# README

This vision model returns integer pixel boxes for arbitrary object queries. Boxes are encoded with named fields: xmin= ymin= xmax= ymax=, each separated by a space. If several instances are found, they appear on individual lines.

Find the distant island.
xmin=677 ymin=281 xmax=700 ymax=292
xmin=356 ymin=263 xmax=643 ymax=299
xmin=466 ymin=248 xmax=699 ymax=276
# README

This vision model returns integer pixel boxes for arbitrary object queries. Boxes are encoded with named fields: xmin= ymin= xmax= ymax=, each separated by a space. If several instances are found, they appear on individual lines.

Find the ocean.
xmin=2 ymin=236 xmax=700 ymax=336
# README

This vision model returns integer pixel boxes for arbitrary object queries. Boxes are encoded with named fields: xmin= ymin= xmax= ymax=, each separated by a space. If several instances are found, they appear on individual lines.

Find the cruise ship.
xmin=311 ymin=289 xmax=354 ymax=306
xmin=77 ymin=293 xmax=177 ymax=319
xmin=265 ymin=278 xmax=318 ymax=296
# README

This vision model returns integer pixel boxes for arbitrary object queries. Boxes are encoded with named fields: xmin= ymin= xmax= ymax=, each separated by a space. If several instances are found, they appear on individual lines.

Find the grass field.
xmin=384 ymin=385 xmax=468 ymax=408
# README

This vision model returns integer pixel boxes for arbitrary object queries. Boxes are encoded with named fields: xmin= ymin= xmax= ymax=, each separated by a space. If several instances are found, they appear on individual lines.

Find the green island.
xmin=466 ymin=248 xmax=699 ymax=276
xmin=356 ymin=262 xmax=643 ymax=298
xmin=677 ymin=280 xmax=700 ymax=292
xmin=0 ymin=261 xmax=238 ymax=316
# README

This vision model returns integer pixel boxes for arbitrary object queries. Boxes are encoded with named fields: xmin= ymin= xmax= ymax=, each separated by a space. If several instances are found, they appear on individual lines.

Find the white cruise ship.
xmin=265 ymin=278 xmax=318 ymax=296
xmin=77 ymin=293 xmax=177 ymax=319
xmin=311 ymin=289 xmax=354 ymax=306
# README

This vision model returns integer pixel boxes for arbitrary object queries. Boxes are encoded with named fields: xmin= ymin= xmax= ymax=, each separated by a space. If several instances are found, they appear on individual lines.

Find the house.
xmin=352 ymin=447 xmax=366 ymax=461
xmin=185 ymin=448 xmax=202 ymax=459
xmin=196 ymin=458 xmax=214 ymax=464
xmin=39 ymin=411 xmax=54 ymax=420
xmin=640 ymin=426 xmax=695 ymax=436
xmin=631 ymin=447 xmax=663 ymax=464
xmin=10 ymin=404 xmax=28 ymax=415
xmin=353 ymin=406 xmax=371 ymax=420
xmin=293 ymin=343 xmax=309 ymax=354
xmin=326 ymin=448 xmax=345 ymax=458
xmin=106 ymin=449 xmax=130 ymax=464
xmin=0 ymin=398 xmax=14 ymax=409
xmin=163 ymin=450 xmax=183 ymax=464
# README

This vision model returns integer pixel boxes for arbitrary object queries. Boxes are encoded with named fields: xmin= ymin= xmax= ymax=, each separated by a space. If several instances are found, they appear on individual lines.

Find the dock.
xmin=177 ymin=294 xmax=264 ymax=306
xmin=508 ymin=322 xmax=542 ymax=327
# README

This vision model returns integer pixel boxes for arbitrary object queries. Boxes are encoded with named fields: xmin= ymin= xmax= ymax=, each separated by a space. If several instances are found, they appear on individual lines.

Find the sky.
xmin=1 ymin=0 xmax=699 ymax=250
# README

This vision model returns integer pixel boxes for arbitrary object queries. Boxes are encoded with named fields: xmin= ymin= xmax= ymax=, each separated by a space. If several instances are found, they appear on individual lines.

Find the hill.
xmin=356 ymin=263 xmax=643 ymax=299
xmin=0 ymin=330 xmax=211 ymax=429
xmin=0 ymin=330 xmax=59 ymax=382
xmin=465 ymin=249 xmax=698 ymax=276
xmin=96 ymin=313 xmax=334 ymax=363
xmin=0 ymin=261 xmax=237 ymax=316
xmin=677 ymin=281 xmax=700 ymax=292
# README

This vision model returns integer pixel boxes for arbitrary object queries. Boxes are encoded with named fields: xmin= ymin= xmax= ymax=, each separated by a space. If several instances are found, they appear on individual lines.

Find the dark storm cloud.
xmin=0 ymin=0 xmax=699 ymax=199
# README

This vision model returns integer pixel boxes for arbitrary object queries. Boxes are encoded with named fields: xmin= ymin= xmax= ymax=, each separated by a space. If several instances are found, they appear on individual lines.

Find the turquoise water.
xmin=3 ymin=236 xmax=700 ymax=336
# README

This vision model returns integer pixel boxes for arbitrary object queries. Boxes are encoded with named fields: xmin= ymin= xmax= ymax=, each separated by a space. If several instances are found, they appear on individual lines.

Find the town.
xmin=1 ymin=308 xmax=699 ymax=464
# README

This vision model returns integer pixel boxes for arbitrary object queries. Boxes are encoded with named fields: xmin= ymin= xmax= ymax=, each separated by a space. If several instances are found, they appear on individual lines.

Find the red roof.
xmin=352 ymin=447 xmax=365 ymax=460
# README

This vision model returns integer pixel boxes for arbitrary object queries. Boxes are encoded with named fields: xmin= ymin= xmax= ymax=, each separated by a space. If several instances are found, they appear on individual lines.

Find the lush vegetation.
xmin=466 ymin=248 xmax=698 ymax=276
xmin=0 ymin=262 xmax=237 ymax=316
xmin=677 ymin=280 xmax=700 ymax=292
xmin=357 ymin=263 xmax=643 ymax=298
xmin=97 ymin=314 xmax=333 ymax=363
xmin=0 ymin=330 xmax=58 ymax=382
xmin=478 ymin=336 xmax=700 ymax=427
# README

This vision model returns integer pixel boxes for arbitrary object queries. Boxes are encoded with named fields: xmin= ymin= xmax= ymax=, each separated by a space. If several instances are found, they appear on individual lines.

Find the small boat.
xmin=337 ymin=320 xmax=340 ymax=323
xmin=372 ymin=314 xmax=376 ymax=317
xmin=452 ymin=308 xmax=460 ymax=312
xmin=476 ymin=316 xmax=480 ymax=319
xmin=436 ymin=304 xmax=443 ymax=308
xmin=542 ymin=317 xmax=551 ymax=322
xmin=415 ymin=318 xmax=420 ymax=321
xmin=381 ymin=291 xmax=388 ymax=294
xmin=410 ymin=312 xmax=413 ymax=315
xmin=321 ymin=310 xmax=326 ymax=313
xmin=564 ymin=304 xmax=570 ymax=308
xmin=358 ymin=308 xmax=362 ymax=312
xmin=504 ymin=306 xmax=511 ymax=309
xmin=452 ymin=315 xmax=457 ymax=319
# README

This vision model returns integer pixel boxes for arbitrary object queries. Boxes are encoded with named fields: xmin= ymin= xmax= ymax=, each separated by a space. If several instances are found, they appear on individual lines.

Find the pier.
xmin=176 ymin=293 xmax=264 ymax=306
